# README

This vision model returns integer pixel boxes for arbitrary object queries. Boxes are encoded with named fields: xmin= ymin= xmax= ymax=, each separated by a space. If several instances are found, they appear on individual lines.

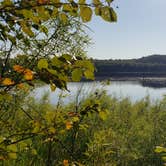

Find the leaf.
xmin=162 ymin=156 xmax=166 ymax=161
xmin=93 ymin=0 xmax=101 ymax=5
xmin=79 ymin=0 xmax=85 ymax=4
xmin=84 ymin=70 xmax=94 ymax=80
xmin=2 ymin=78 xmax=15 ymax=86
xmin=101 ymin=6 xmax=111 ymax=22
xmin=62 ymin=54 xmax=72 ymax=61
xmin=24 ymin=69 xmax=33 ymax=80
xmin=40 ymin=25 xmax=48 ymax=35
xmin=13 ymin=65 xmax=24 ymax=73
xmin=72 ymin=69 xmax=82 ymax=82
xmin=38 ymin=0 xmax=49 ymax=4
xmin=38 ymin=7 xmax=50 ymax=20
xmin=31 ymin=149 xmax=37 ymax=155
xmin=21 ymin=9 xmax=34 ymax=19
xmin=80 ymin=7 xmax=92 ymax=22
xmin=155 ymin=146 xmax=166 ymax=153
xmin=66 ymin=121 xmax=73 ymax=130
xmin=99 ymin=111 xmax=107 ymax=120
xmin=7 ymin=144 xmax=17 ymax=152
xmin=101 ymin=7 xmax=117 ymax=22
xmin=20 ymin=21 xmax=34 ymax=37
xmin=51 ymin=8 xmax=58 ymax=17
xmin=2 ymin=0 xmax=13 ymax=6
xmin=47 ymin=69 xmax=57 ymax=75
xmin=95 ymin=7 xmax=101 ymax=16
xmin=50 ymin=82 xmax=56 ymax=91
xmin=17 ymin=83 xmax=24 ymax=89
xmin=48 ymin=127 xmax=56 ymax=134
xmin=110 ymin=7 xmax=117 ymax=22
xmin=51 ymin=56 xmax=63 ymax=67
xmin=75 ymin=60 xmax=94 ymax=72
xmin=63 ymin=4 xmax=72 ymax=12
xmin=59 ymin=13 xmax=68 ymax=24
xmin=38 ymin=59 xmax=48 ymax=69
xmin=8 ymin=152 xmax=17 ymax=159
xmin=63 ymin=160 xmax=69 ymax=166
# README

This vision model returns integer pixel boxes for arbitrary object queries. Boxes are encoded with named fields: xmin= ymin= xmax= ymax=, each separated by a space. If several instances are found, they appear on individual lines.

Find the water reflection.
xmin=33 ymin=81 xmax=166 ymax=105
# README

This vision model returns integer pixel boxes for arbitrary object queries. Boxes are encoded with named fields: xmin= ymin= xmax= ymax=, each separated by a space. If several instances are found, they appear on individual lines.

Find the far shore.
xmin=94 ymin=76 xmax=166 ymax=88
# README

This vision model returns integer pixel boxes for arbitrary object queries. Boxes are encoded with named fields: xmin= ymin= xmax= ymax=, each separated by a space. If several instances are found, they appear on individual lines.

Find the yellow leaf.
xmin=2 ymin=78 xmax=15 ymax=86
xmin=63 ymin=160 xmax=69 ymax=166
xmin=20 ymin=21 xmax=34 ymax=37
xmin=80 ymin=6 xmax=92 ymax=22
xmin=63 ymin=4 xmax=72 ymax=12
xmin=0 ymin=156 xmax=5 ymax=160
xmin=8 ymin=152 xmax=17 ymax=159
xmin=59 ymin=13 xmax=68 ymax=24
xmin=38 ymin=0 xmax=49 ymax=5
xmin=48 ymin=127 xmax=56 ymax=134
xmin=24 ymin=69 xmax=33 ymax=80
xmin=66 ymin=121 xmax=73 ymax=130
xmin=50 ymin=83 xmax=56 ymax=91
xmin=93 ymin=0 xmax=101 ymax=5
xmin=17 ymin=83 xmax=24 ymax=89
xmin=13 ymin=65 xmax=24 ymax=73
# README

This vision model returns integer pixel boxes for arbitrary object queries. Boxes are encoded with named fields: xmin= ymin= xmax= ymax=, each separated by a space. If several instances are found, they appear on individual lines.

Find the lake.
xmin=33 ymin=81 xmax=166 ymax=105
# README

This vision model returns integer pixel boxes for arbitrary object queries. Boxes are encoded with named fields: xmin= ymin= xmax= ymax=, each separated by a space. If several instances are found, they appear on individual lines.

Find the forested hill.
xmin=94 ymin=55 xmax=166 ymax=78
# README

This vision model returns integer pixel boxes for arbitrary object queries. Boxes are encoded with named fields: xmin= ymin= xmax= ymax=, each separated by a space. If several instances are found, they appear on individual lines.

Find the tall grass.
xmin=0 ymin=89 xmax=166 ymax=165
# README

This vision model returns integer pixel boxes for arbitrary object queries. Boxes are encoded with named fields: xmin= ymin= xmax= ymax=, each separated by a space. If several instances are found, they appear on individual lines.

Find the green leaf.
xmin=99 ymin=111 xmax=108 ymax=121
xmin=84 ymin=70 xmax=94 ymax=80
xmin=72 ymin=69 xmax=82 ymax=82
xmin=31 ymin=149 xmax=37 ymax=155
xmin=2 ymin=0 xmax=13 ymax=6
xmin=62 ymin=54 xmax=72 ymax=61
xmin=38 ymin=59 xmax=48 ymax=69
xmin=155 ymin=146 xmax=166 ymax=153
xmin=7 ymin=144 xmax=17 ymax=152
xmin=101 ymin=7 xmax=117 ymax=22
xmin=51 ymin=56 xmax=63 ymax=67
xmin=74 ymin=60 xmax=94 ymax=72
xmin=80 ymin=7 xmax=92 ymax=22
xmin=47 ymin=69 xmax=57 ymax=75
xmin=8 ymin=152 xmax=17 ymax=159
xmin=83 ymin=60 xmax=95 ymax=72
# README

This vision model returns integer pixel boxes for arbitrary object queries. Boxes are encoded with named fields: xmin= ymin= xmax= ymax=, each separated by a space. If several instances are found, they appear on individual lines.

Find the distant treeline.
xmin=94 ymin=54 xmax=166 ymax=78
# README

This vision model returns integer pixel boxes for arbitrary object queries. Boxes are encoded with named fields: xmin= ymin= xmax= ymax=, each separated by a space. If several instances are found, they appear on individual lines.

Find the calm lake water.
xmin=33 ymin=81 xmax=166 ymax=105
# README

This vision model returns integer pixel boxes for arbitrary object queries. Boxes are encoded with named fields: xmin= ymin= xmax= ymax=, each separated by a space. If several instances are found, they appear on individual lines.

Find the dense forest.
xmin=94 ymin=55 xmax=166 ymax=78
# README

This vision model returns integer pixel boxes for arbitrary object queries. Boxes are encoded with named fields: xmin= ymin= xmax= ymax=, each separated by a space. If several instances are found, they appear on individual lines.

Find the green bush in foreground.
xmin=0 ymin=89 xmax=166 ymax=166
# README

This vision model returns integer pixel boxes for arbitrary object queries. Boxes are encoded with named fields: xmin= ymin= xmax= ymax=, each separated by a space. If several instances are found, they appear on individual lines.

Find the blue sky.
xmin=87 ymin=0 xmax=166 ymax=59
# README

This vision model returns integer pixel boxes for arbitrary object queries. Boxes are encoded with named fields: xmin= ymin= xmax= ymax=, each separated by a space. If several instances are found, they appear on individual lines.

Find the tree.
xmin=0 ymin=0 xmax=117 ymax=90
xmin=0 ymin=0 xmax=117 ymax=164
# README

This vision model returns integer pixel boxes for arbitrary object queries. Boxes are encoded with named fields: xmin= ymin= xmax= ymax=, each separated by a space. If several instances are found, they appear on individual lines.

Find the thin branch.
xmin=1 ymin=43 xmax=13 ymax=78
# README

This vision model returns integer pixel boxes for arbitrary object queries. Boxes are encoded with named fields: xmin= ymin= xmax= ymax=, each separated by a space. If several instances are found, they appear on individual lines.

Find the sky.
xmin=87 ymin=0 xmax=166 ymax=59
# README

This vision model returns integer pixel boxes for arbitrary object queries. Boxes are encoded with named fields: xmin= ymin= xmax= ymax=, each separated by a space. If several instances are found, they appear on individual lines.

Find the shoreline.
xmin=94 ymin=76 xmax=166 ymax=88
